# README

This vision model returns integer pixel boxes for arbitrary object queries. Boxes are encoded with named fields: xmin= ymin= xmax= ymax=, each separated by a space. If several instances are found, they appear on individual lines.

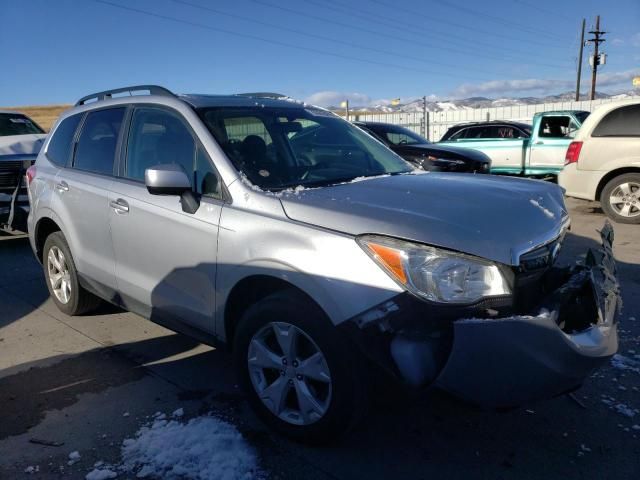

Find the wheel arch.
xmin=596 ymin=167 xmax=640 ymax=201
xmin=34 ymin=216 xmax=62 ymax=263
xmin=223 ymin=275 xmax=327 ymax=348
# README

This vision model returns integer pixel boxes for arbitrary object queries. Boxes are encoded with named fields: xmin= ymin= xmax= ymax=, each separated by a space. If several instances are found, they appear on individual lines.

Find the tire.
xmin=43 ymin=231 xmax=102 ymax=315
xmin=600 ymin=173 xmax=640 ymax=224
xmin=233 ymin=289 xmax=367 ymax=444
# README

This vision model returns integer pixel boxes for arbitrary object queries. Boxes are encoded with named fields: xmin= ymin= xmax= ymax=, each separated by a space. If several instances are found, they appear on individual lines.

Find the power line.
xmin=249 ymin=0 xmax=572 ymax=70
xmin=89 ymin=0 xmax=498 ymax=81
xmin=169 ymin=0 xmax=515 ymax=77
xmin=307 ymin=0 xmax=551 ymax=59
xmin=510 ymin=0 xmax=574 ymax=22
xmin=351 ymin=0 xmax=563 ymax=49
xmin=434 ymin=0 xmax=566 ymax=40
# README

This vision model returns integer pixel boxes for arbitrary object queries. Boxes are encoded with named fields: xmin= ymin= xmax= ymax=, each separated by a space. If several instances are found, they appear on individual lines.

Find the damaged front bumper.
xmin=343 ymin=223 xmax=621 ymax=408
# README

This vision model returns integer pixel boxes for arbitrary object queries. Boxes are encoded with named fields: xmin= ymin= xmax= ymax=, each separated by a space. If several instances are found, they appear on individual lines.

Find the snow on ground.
xmin=87 ymin=413 xmax=261 ymax=480
xmin=611 ymin=354 xmax=640 ymax=374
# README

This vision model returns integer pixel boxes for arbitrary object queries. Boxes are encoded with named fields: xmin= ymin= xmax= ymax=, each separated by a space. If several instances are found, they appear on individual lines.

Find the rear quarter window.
xmin=592 ymin=105 xmax=640 ymax=137
xmin=46 ymin=114 xmax=83 ymax=166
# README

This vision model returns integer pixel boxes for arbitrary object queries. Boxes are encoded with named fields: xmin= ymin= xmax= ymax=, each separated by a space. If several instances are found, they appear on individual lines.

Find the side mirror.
xmin=145 ymin=164 xmax=200 ymax=214
xmin=145 ymin=164 xmax=191 ymax=195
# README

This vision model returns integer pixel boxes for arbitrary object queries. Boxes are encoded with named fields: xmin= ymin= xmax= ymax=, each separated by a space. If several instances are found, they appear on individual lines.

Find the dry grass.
xmin=1 ymin=105 xmax=71 ymax=132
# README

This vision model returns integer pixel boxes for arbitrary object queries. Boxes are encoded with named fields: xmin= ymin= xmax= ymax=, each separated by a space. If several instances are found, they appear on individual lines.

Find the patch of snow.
xmin=614 ymin=403 xmax=637 ymax=417
xmin=120 ymin=414 xmax=260 ymax=479
xmin=529 ymin=199 xmax=555 ymax=219
xmin=24 ymin=466 xmax=39 ymax=474
xmin=68 ymin=451 xmax=81 ymax=466
xmin=611 ymin=354 xmax=640 ymax=374
xmin=172 ymin=408 xmax=184 ymax=418
xmin=86 ymin=468 xmax=118 ymax=480
xmin=122 ymin=412 xmax=130 ymax=417
xmin=580 ymin=444 xmax=591 ymax=452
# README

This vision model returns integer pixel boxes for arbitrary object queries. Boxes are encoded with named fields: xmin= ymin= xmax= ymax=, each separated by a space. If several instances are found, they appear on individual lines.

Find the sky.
xmin=1 ymin=0 xmax=639 ymax=107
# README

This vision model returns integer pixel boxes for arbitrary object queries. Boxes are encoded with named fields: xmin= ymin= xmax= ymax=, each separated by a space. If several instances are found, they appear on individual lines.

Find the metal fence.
xmin=349 ymin=96 xmax=640 ymax=141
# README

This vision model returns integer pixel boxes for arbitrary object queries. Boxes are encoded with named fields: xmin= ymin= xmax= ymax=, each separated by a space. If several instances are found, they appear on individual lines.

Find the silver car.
xmin=27 ymin=86 xmax=620 ymax=443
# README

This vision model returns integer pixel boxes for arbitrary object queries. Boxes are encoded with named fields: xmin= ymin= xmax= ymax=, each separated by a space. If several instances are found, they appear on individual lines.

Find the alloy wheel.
xmin=247 ymin=322 xmax=332 ymax=426
xmin=609 ymin=182 xmax=640 ymax=218
xmin=47 ymin=246 xmax=71 ymax=304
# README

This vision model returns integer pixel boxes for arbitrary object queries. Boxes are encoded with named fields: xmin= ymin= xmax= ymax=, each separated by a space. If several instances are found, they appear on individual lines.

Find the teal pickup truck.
xmin=438 ymin=110 xmax=590 ymax=177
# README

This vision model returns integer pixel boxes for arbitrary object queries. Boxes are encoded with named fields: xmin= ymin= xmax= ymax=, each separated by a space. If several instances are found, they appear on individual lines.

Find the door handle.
xmin=55 ymin=181 xmax=69 ymax=192
xmin=109 ymin=199 xmax=129 ymax=213
xmin=534 ymin=141 xmax=544 ymax=145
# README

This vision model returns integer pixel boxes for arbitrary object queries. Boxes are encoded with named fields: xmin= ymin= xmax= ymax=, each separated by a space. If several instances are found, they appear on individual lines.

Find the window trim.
xmin=70 ymin=106 xmax=127 ymax=177
xmin=117 ymin=103 xmax=229 ymax=203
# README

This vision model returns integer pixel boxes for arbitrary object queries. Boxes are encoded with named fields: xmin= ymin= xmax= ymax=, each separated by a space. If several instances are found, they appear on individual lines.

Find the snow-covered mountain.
xmin=330 ymin=90 xmax=640 ymax=113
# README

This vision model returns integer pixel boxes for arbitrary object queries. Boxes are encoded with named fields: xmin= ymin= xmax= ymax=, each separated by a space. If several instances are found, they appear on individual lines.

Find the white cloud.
xmin=304 ymin=91 xmax=435 ymax=107
xmin=611 ymin=38 xmax=625 ymax=46
xmin=450 ymin=69 xmax=640 ymax=97
xmin=631 ymin=32 xmax=640 ymax=47
xmin=304 ymin=91 xmax=372 ymax=107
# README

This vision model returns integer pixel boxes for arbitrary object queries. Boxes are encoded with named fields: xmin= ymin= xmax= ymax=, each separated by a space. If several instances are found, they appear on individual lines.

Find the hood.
xmin=399 ymin=143 xmax=491 ymax=163
xmin=0 ymin=134 xmax=47 ymax=159
xmin=279 ymin=173 xmax=568 ymax=266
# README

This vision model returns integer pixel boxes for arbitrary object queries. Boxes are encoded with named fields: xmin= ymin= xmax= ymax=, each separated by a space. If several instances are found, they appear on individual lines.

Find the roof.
xmin=446 ymin=120 xmax=532 ymax=130
xmin=178 ymin=94 xmax=306 ymax=109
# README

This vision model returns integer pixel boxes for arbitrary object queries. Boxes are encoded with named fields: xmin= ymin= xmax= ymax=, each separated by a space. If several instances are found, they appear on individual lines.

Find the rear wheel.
xmin=601 ymin=173 xmax=640 ymax=224
xmin=43 ymin=232 xmax=101 ymax=315
xmin=234 ymin=290 xmax=366 ymax=443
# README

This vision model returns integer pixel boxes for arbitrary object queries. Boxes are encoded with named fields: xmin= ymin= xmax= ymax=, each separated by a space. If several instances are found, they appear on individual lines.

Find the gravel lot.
xmin=0 ymin=198 xmax=639 ymax=479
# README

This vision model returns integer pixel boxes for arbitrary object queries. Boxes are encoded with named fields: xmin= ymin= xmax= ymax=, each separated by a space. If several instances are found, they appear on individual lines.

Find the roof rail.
xmin=235 ymin=92 xmax=288 ymax=99
xmin=75 ymin=85 xmax=176 ymax=106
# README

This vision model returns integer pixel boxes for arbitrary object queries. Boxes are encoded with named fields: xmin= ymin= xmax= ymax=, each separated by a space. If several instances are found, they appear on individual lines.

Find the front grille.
xmin=0 ymin=161 xmax=23 ymax=173
xmin=0 ymin=161 xmax=25 ymax=189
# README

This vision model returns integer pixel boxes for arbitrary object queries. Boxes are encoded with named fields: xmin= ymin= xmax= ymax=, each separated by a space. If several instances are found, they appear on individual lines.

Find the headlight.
xmin=357 ymin=235 xmax=510 ymax=304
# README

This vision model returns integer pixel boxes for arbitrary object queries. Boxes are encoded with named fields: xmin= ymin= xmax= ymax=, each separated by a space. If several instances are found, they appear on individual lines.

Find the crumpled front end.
xmin=342 ymin=223 xmax=621 ymax=408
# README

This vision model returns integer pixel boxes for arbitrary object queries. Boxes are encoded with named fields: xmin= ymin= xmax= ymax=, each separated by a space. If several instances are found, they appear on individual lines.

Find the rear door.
xmin=108 ymin=106 xmax=224 ymax=334
xmin=52 ymin=107 xmax=125 ymax=298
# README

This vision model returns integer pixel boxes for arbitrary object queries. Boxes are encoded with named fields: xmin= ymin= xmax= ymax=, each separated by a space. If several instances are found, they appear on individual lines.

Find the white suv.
xmin=559 ymin=100 xmax=640 ymax=223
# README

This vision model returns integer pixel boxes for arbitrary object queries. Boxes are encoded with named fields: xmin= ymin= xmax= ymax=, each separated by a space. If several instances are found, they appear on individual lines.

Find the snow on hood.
xmin=0 ymin=133 xmax=47 ymax=158
xmin=279 ymin=172 xmax=568 ymax=266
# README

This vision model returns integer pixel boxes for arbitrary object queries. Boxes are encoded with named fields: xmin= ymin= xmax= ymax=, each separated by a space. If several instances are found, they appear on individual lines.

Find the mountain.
xmin=329 ymin=90 xmax=639 ymax=113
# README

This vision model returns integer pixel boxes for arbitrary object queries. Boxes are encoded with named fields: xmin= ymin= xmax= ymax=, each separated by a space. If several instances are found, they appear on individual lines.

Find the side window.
xmin=497 ymin=126 xmax=516 ymax=138
xmin=126 ymin=108 xmax=195 ymax=183
xmin=538 ymin=116 xmax=571 ymax=138
xmin=448 ymin=128 xmax=468 ymax=140
xmin=592 ymin=105 xmax=640 ymax=137
xmin=46 ymin=114 xmax=82 ymax=166
xmin=384 ymin=132 xmax=415 ymax=145
xmin=74 ymin=108 xmax=125 ymax=175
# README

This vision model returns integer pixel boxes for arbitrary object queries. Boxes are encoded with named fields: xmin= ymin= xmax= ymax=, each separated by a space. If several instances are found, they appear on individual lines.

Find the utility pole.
xmin=587 ymin=15 xmax=606 ymax=101
xmin=422 ymin=96 xmax=427 ymax=138
xmin=345 ymin=99 xmax=349 ymax=121
xmin=575 ymin=18 xmax=585 ymax=101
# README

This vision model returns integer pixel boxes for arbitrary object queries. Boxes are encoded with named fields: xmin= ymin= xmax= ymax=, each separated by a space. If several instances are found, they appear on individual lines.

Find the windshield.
xmin=367 ymin=124 xmax=427 ymax=146
xmin=198 ymin=106 xmax=413 ymax=190
xmin=0 ymin=113 xmax=45 ymax=137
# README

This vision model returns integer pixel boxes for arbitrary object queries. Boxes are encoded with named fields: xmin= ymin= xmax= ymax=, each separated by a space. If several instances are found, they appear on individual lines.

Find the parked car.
xmin=439 ymin=111 xmax=590 ymax=177
xmin=354 ymin=121 xmax=490 ymax=173
xmin=559 ymin=100 xmax=640 ymax=224
xmin=28 ymin=86 xmax=619 ymax=443
xmin=440 ymin=120 xmax=532 ymax=141
xmin=0 ymin=110 xmax=46 ymax=232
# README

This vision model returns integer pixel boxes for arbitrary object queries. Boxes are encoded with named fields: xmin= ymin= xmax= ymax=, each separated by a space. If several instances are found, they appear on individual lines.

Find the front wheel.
xmin=600 ymin=173 xmax=640 ymax=224
xmin=233 ymin=290 xmax=366 ymax=444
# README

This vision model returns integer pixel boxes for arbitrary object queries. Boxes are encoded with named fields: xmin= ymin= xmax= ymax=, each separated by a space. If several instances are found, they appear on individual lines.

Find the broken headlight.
xmin=358 ymin=235 xmax=511 ymax=304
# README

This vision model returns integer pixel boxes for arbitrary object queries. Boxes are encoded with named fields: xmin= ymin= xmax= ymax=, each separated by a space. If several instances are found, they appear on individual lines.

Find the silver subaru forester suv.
xmin=28 ymin=86 xmax=620 ymax=443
